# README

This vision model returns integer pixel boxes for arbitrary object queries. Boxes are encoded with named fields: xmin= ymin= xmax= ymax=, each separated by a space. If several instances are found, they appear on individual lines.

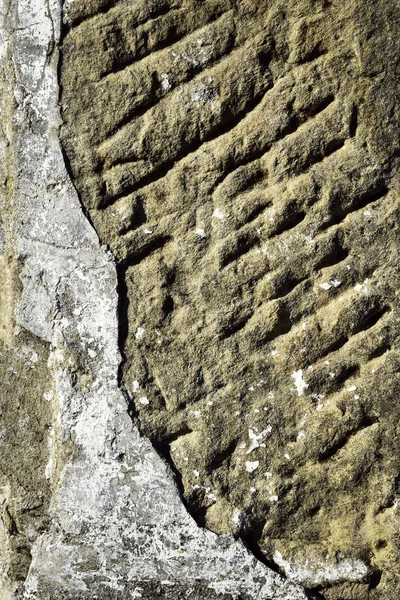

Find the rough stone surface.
xmin=60 ymin=0 xmax=400 ymax=598
xmin=0 ymin=0 xmax=311 ymax=598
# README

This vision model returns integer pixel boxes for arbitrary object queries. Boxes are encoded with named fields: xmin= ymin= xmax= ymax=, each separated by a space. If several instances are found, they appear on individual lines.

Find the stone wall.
xmin=0 ymin=0 xmax=399 ymax=599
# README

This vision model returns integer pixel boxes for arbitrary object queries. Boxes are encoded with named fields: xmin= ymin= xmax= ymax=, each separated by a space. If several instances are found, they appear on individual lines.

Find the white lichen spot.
xmin=319 ymin=280 xmax=341 ymax=291
xmin=193 ymin=470 xmax=200 ymax=478
xmin=284 ymin=453 xmax=290 ymax=460
xmin=269 ymin=495 xmax=278 ymax=502
xmin=347 ymin=385 xmax=357 ymax=391
xmin=195 ymin=227 xmax=206 ymax=238
xmin=132 ymin=380 xmax=140 ymax=394
xmin=212 ymin=208 xmax=224 ymax=220
xmin=250 ymin=487 xmax=257 ymax=494
xmin=354 ymin=280 xmax=369 ymax=293
xmin=138 ymin=396 xmax=149 ymax=405
xmin=248 ymin=386 xmax=255 ymax=392
xmin=144 ymin=228 xmax=153 ymax=234
xmin=135 ymin=327 xmax=145 ymax=340
xmin=245 ymin=460 xmax=259 ymax=473
xmin=354 ymin=394 xmax=360 ymax=400
xmin=316 ymin=403 xmax=324 ymax=412
xmin=297 ymin=431 xmax=306 ymax=439
xmin=191 ymin=84 xmax=217 ymax=102
xmin=291 ymin=370 xmax=309 ymax=397
xmin=247 ymin=426 xmax=272 ymax=454
xmin=161 ymin=73 xmax=171 ymax=91
xmin=231 ymin=508 xmax=245 ymax=527
xmin=264 ymin=471 xmax=272 ymax=478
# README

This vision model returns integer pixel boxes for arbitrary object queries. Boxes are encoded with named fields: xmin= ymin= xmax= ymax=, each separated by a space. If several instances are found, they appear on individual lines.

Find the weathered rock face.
xmin=60 ymin=0 xmax=400 ymax=598
xmin=0 ymin=1 xmax=310 ymax=598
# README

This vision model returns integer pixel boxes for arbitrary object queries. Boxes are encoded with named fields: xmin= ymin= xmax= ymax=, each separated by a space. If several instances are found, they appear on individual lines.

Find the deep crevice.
xmin=98 ymin=6 xmax=224 ymax=81
xmin=211 ymin=92 xmax=335 ymax=198
xmin=120 ymin=234 xmax=172 ymax=267
xmin=100 ymin=83 xmax=272 ymax=209
xmin=318 ymin=414 xmax=379 ymax=462
xmin=96 ymin=37 xmax=238 ymax=149
xmin=220 ymin=231 xmax=260 ymax=268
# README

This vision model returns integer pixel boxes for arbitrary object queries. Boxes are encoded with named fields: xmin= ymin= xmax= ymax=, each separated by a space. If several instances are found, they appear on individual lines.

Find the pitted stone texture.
xmin=61 ymin=0 xmax=400 ymax=597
